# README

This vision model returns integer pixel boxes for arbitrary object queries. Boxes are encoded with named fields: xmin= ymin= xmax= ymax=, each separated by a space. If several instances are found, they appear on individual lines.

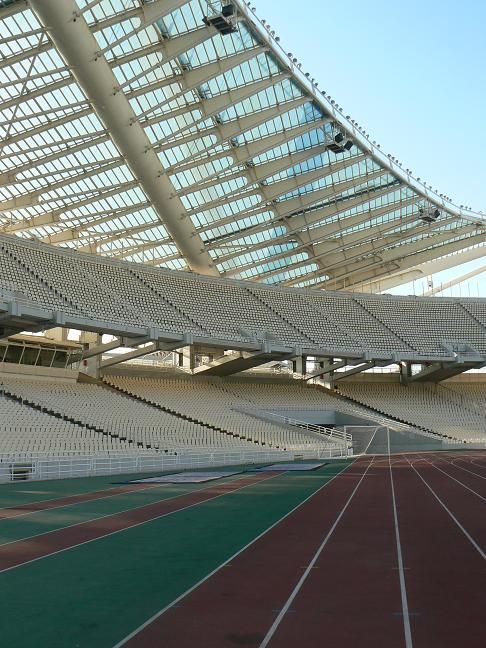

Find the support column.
xmin=400 ymin=361 xmax=412 ymax=385
xmin=79 ymin=331 xmax=102 ymax=378
xmin=180 ymin=346 xmax=196 ymax=372
xmin=292 ymin=355 xmax=305 ymax=377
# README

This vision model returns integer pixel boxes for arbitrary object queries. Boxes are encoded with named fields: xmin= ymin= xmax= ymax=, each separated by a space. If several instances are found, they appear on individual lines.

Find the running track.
xmin=0 ymin=472 xmax=278 ymax=573
xmin=115 ymin=450 xmax=486 ymax=648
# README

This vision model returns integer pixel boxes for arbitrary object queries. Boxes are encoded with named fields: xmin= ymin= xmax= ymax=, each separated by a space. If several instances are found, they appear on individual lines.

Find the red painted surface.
xmin=120 ymin=452 xmax=486 ymax=648
xmin=0 ymin=484 xmax=157 ymax=520
xmin=393 ymin=455 xmax=486 ymax=648
xmin=269 ymin=458 xmax=405 ymax=648
xmin=430 ymin=454 xmax=486 ymax=497
xmin=122 ymin=458 xmax=372 ymax=648
xmin=0 ymin=473 xmax=276 ymax=573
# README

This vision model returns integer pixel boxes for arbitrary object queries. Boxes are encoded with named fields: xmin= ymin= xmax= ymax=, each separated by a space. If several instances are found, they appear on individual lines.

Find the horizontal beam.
xmin=100 ymin=339 xmax=183 ymax=369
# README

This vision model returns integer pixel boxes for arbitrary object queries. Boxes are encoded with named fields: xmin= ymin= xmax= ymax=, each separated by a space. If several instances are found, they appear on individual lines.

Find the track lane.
xmin=0 ymin=472 xmax=278 ymax=574
xmin=411 ymin=454 xmax=486 ymax=548
xmin=115 ymin=458 xmax=372 ymax=648
xmin=0 ymin=483 xmax=163 ymax=521
xmin=394 ymin=454 xmax=486 ymax=648
xmin=263 ymin=452 xmax=407 ymax=648
xmin=447 ymin=454 xmax=486 ymax=481
xmin=419 ymin=454 xmax=486 ymax=500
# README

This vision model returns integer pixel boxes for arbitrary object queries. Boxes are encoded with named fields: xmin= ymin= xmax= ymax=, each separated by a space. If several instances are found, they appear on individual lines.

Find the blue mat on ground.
xmin=128 ymin=470 xmax=242 ymax=484
xmin=255 ymin=462 xmax=326 ymax=471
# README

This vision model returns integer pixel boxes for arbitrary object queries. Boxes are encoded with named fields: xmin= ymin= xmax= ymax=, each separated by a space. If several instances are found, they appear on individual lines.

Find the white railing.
xmin=235 ymin=407 xmax=352 ymax=448
xmin=310 ymin=381 xmax=455 ymax=441
xmin=0 ymin=445 xmax=345 ymax=483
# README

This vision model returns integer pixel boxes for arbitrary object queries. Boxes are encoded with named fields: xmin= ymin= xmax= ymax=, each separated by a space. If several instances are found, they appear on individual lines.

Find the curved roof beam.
xmin=28 ymin=0 xmax=217 ymax=276
xmin=318 ymin=230 xmax=486 ymax=290
xmin=234 ymin=0 xmax=485 ymax=227
xmin=365 ymin=247 xmax=486 ymax=294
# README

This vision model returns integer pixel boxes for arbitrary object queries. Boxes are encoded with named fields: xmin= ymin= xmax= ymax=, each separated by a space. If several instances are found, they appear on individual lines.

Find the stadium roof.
xmin=1 ymin=0 xmax=485 ymax=292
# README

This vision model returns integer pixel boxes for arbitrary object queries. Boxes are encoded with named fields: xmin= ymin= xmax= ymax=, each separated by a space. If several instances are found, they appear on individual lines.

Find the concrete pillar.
xmin=292 ymin=355 xmax=305 ymax=377
xmin=44 ymin=326 xmax=69 ymax=343
xmin=399 ymin=361 xmax=412 ymax=385
xmin=79 ymin=331 xmax=102 ymax=378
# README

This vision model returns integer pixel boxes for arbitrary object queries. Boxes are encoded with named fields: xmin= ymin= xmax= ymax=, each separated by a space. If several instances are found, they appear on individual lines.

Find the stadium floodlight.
xmin=203 ymin=4 xmax=238 ymax=35
xmin=419 ymin=204 xmax=441 ymax=223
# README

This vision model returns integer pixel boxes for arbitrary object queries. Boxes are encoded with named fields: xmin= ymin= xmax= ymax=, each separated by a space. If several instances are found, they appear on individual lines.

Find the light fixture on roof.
xmin=419 ymin=204 xmax=441 ymax=223
xmin=203 ymin=3 xmax=237 ymax=34
xmin=328 ymin=124 xmax=354 ymax=153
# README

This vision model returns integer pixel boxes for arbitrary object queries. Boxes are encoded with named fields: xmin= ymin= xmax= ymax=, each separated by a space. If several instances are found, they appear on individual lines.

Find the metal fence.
xmin=0 ymin=446 xmax=342 ymax=483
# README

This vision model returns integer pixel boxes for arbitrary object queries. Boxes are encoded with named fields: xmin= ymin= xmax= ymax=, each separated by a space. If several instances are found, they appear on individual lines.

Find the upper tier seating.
xmin=134 ymin=268 xmax=308 ymax=345
xmin=356 ymin=296 xmax=486 ymax=356
xmin=1 ymin=234 xmax=486 ymax=358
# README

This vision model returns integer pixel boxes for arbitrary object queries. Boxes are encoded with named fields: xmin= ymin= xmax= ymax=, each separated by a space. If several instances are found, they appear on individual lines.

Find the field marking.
xmin=470 ymin=458 xmax=486 ymax=470
xmin=0 ymin=473 xmax=285 ymax=574
xmin=388 ymin=430 xmax=413 ymax=648
xmin=257 ymin=457 xmax=374 ymax=648
xmin=449 ymin=458 xmax=486 ymax=480
xmin=0 ymin=483 xmax=168 ymax=522
xmin=0 ymin=474 xmax=251 ymax=548
xmin=0 ymin=481 xmax=143 ymax=513
xmin=113 ymin=459 xmax=358 ymax=648
xmin=419 ymin=455 xmax=486 ymax=504
xmin=407 ymin=457 xmax=486 ymax=561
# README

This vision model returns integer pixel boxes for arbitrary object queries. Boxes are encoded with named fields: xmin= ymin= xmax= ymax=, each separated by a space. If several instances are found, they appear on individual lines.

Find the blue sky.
xmin=256 ymin=0 xmax=486 ymax=295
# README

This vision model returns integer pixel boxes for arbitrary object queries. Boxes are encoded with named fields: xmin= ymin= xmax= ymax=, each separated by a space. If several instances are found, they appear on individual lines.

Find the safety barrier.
xmin=0 ymin=446 xmax=341 ymax=483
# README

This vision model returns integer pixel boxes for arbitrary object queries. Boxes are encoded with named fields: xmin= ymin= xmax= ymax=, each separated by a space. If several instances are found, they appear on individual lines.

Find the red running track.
xmin=0 ymin=472 xmax=276 ymax=573
xmin=0 ymin=483 xmax=161 ymax=520
xmin=117 ymin=456 xmax=374 ymax=648
xmin=426 ymin=453 xmax=486 ymax=498
xmin=390 ymin=454 xmax=486 ymax=648
xmin=117 ymin=451 xmax=486 ymax=648
xmin=264 ymin=454 xmax=406 ymax=648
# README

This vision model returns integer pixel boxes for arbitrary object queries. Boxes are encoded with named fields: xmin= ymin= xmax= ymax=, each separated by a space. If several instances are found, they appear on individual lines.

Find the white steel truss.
xmin=0 ymin=0 xmax=483 ymax=289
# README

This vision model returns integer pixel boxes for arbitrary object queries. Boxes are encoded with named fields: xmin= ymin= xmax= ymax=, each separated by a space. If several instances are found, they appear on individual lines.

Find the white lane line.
xmin=257 ymin=457 xmax=375 ymax=648
xmin=470 ymin=459 xmax=486 ymax=470
xmin=0 ymin=483 xmax=167 ymax=522
xmin=0 ymin=474 xmax=250 ymax=549
xmin=0 ymin=482 xmax=135 ymax=514
xmin=0 ymin=473 xmax=280 ymax=572
xmin=388 ymin=430 xmax=413 ymax=648
xmin=407 ymin=457 xmax=486 ymax=561
xmin=450 ymin=458 xmax=486 ymax=480
xmin=420 ymin=457 xmax=486 ymax=503
xmin=113 ymin=459 xmax=360 ymax=648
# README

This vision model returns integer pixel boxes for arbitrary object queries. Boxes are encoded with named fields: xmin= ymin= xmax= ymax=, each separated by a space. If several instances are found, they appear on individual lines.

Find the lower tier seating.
xmin=0 ymin=376 xmax=336 ymax=457
xmin=337 ymin=382 xmax=486 ymax=442
xmin=105 ymin=375 xmax=337 ymax=452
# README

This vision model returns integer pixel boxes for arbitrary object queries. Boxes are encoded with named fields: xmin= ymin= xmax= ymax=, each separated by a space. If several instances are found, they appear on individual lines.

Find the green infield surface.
xmin=0 ymin=460 xmax=352 ymax=648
